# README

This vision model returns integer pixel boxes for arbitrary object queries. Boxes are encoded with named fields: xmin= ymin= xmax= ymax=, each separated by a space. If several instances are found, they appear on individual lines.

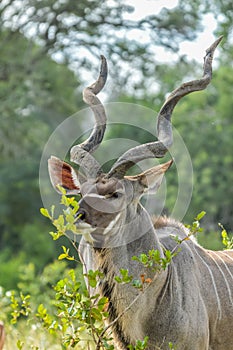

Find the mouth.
xmin=75 ymin=221 xmax=96 ymax=236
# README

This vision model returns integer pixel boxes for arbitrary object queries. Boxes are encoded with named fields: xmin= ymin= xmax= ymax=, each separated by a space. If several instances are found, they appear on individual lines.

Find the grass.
xmin=3 ymin=322 xmax=61 ymax=349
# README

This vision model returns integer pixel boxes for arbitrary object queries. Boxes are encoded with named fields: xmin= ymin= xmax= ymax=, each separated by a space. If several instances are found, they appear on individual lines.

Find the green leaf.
xmin=49 ymin=231 xmax=63 ymax=240
xmin=114 ymin=276 xmax=122 ymax=283
xmin=58 ymin=253 xmax=68 ymax=260
xmin=165 ymin=250 xmax=172 ymax=260
xmin=37 ymin=304 xmax=47 ymax=316
xmin=65 ymin=212 xmax=75 ymax=224
xmin=17 ymin=340 xmax=24 ymax=350
xmin=40 ymin=207 xmax=51 ymax=219
xmin=66 ymin=255 xmax=75 ymax=261
xmin=50 ymin=205 xmax=55 ymax=218
xmin=195 ymin=211 xmax=206 ymax=221
xmin=219 ymin=223 xmax=233 ymax=250
xmin=128 ymin=336 xmax=149 ymax=349
xmin=57 ymin=185 xmax=66 ymax=195
xmin=115 ymin=269 xmax=133 ymax=284
xmin=61 ymin=195 xmax=70 ymax=207
xmin=84 ymin=270 xmax=104 ymax=288
xmin=98 ymin=297 xmax=108 ymax=311
xmin=91 ymin=307 xmax=102 ymax=321
xmin=132 ymin=279 xmax=142 ymax=289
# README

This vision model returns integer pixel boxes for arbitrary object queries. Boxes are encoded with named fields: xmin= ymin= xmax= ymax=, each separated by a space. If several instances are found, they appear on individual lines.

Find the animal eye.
xmin=112 ymin=191 xmax=124 ymax=199
xmin=112 ymin=192 xmax=119 ymax=198
xmin=105 ymin=191 xmax=123 ymax=199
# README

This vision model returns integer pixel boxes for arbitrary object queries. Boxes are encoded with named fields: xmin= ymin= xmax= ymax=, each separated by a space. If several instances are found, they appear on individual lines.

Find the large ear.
xmin=48 ymin=156 xmax=84 ymax=195
xmin=125 ymin=160 xmax=173 ymax=194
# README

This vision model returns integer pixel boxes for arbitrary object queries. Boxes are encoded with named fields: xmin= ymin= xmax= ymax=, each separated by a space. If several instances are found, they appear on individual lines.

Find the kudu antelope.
xmin=48 ymin=37 xmax=233 ymax=349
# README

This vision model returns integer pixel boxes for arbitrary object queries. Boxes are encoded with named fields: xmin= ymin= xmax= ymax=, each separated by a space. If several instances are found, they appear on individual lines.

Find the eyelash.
xmin=105 ymin=192 xmax=123 ymax=199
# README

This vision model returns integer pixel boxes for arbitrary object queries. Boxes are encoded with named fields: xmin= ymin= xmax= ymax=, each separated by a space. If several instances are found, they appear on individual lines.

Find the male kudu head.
xmin=48 ymin=38 xmax=222 ymax=245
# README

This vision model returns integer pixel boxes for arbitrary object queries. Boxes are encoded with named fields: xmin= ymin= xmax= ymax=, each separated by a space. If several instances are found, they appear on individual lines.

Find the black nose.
xmin=76 ymin=208 xmax=86 ymax=221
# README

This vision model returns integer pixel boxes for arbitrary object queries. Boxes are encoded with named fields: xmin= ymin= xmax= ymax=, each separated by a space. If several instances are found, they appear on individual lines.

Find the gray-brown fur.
xmin=79 ymin=217 xmax=233 ymax=349
xmin=48 ymin=37 xmax=233 ymax=349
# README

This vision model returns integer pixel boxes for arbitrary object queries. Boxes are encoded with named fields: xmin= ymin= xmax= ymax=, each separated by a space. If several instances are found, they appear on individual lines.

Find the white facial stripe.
xmin=75 ymin=222 xmax=96 ymax=244
xmin=102 ymin=213 xmax=122 ymax=236
xmin=86 ymin=193 xmax=105 ymax=199
xmin=76 ymin=222 xmax=95 ymax=235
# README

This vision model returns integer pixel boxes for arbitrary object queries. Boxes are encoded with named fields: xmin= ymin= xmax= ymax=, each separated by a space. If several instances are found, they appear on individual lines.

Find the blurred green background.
xmin=0 ymin=0 xmax=232 ymax=291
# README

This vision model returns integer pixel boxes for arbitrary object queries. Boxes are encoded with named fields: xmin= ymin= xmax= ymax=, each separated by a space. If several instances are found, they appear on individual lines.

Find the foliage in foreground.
xmin=0 ymin=193 xmax=232 ymax=349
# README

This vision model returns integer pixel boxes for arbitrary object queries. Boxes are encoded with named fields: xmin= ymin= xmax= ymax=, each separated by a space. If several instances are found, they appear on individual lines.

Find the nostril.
xmin=76 ymin=209 xmax=86 ymax=221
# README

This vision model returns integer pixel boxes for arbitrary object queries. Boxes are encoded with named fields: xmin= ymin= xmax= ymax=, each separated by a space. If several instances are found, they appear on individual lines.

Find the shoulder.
xmin=153 ymin=216 xmax=187 ymax=234
xmin=152 ymin=216 xmax=198 ymax=250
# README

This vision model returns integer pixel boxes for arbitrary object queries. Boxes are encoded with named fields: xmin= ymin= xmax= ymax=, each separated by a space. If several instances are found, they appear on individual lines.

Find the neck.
xmin=80 ymin=204 xmax=165 ymax=278
xmin=78 ymin=208 xmax=168 ymax=346
xmin=87 ymin=211 xmax=168 ymax=348
xmin=88 ymin=204 xmax=164 ymax=257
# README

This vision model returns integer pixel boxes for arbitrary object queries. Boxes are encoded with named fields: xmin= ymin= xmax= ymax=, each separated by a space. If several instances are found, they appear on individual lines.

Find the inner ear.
xmin=48 ymin=156 xmax=85 ymax=195
xmin=125 ymin=160 xmax=173 ymax=194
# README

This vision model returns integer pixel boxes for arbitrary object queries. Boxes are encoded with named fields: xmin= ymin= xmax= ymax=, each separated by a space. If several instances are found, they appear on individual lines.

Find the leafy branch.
xmin=219 ymin=223 xmax=233 ymax=250
xmin=40 ymin=192 xmax=179 ymax=349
